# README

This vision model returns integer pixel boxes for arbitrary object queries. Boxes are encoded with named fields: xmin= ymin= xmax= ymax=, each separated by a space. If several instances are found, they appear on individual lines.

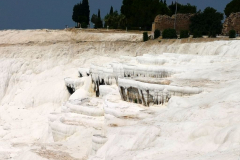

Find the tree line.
xmin=72 ymin=0 xmax=240 ymax=36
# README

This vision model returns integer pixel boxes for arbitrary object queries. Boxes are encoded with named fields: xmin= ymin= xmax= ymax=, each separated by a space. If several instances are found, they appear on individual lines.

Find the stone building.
xmin=152 ymin=14 xmax=194 ymax=33
xmin=222 ymin=12 xmax=240 ymax=35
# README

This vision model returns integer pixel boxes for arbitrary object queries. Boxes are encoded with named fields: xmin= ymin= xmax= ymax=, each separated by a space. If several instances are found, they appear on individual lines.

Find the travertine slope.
xmin=0 ymin=29 xmax=239 ymax=160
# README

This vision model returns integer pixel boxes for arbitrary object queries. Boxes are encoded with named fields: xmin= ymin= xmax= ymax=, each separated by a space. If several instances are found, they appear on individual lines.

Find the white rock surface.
xmin=0 ymin=29 xmax=239 ymax=160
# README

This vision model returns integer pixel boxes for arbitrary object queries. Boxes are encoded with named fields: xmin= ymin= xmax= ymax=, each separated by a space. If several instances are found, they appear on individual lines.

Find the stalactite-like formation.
xmin=88 ymin=54 xmax=203 ymax=105
xmin=64 ymin=77 xmax=85 ymax=93
xmin=118 ymin=78 xmax=202 ymax=106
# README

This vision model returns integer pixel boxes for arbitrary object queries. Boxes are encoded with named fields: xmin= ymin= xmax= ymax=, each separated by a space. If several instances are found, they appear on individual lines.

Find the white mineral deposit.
xmin=0 ymin=29 xmax=239 ymax=160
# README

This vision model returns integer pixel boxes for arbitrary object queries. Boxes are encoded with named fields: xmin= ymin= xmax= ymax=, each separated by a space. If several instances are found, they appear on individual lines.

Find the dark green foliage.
xmin=154 ymin=29 xmax=161 ymax=39
xmin=143 ymin=32 xmax=148 ymax=41
xmin=72 ymin=0 xmax=90 ymax=27
xmin=97 ymin=9 xmax=103 ymax=28
xmin=168 ymin=3 xmax=197 ymax=16
xmin=193 ymin=30 xmax=202 ymax=38
xmin=208 ymin=30 xmax=217 ymax=38
xmin=224 ymin=0 xmax=240 ymax=17
xmin=81 ymin=22 xmax=88 ymax=28
xmin=162 ymin=29 xmax=177 ymax=39
xmin=91 ymin=9 xmax=103 ymax=28
xmin=190 ymin=7 xmax=223 ymax=37
xmin=110 ymin=6 xmax=114 ymax=15
xmin=121 ymin=0 xmax=170 ymax=30
xmin=180 ymin=30 xmax=189 ymax=38
xmin=229 ymin=30 xmax=236 ymax=38
xmin=91 ymin=14 xmax=98 ymax=28
xmin=104 ymin=11 xmax=126 ymax=29
xmin=81 ymin=0 xmax=90 ymax=23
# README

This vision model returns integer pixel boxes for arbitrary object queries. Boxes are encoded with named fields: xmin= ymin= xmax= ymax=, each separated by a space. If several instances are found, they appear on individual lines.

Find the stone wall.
xmin=152 ymin=14 xmax=194 ymax=33
xmin=222 ymin=12 xmax=240 ymax=35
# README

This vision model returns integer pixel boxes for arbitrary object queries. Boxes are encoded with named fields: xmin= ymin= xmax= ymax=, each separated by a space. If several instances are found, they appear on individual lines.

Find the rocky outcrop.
xmin=222 ymin=12 xmax=240 ymax=35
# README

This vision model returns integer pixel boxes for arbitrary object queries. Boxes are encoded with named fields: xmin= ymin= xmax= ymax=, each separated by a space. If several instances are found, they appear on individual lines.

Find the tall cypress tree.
xmin=96 ymin=9 xmax=103 ymax=28
xmin=81 ymin=0 xmax=90 ymax=24
xmin=110 ymin=6 xmax=114 ymax=15
xmin=72 ymin=0 xmax=90 ymax=27
xmin=98 ymin=9 xmax=101 ymax=19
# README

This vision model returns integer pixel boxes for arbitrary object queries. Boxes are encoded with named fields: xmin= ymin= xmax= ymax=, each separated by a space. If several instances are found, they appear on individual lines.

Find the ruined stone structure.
xmin=152 ymin=14 xmax=194 ymax=33
xmin=222 ymin=12 xmax=240 ymax=35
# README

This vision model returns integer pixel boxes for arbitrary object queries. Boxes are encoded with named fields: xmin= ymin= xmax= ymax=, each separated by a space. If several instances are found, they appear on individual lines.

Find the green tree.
xmin=91 ymin=14 xmax=98 ymax=28
xmin=143 ymin=32 xmax=148 ymax=41
xmin=81 ymin=0 xmax=90 ymax=23
xmin=72 ymin=3 xmax=82 ymax=26
xmin=104 ymin=11 xmax=126 ymax=29
xmin=190 ymin=7 xmax=223 ymax=37
xmin=72 ymin=0 xmax=90 ymax=27
xmin=224 ymin=0 xmax=240 ymax=17
xmin=180 ymin=3 xmax=197 ymax=14
xmin=229 ymin=30 xmax=236 ymax=38
xmin=121 ymin=0 xmax=134 ymax=28
xmin=110 ymin=6 xmax=114 ymax=15
xmin=168 ymin=2 xmax=197 ymax=16
xmin=121 ymin=0 xmax=170 ymax=30
xmin=180 ymin=30 xmax=189 ymax=38
xmin=162 ymin=29 xmax=177 ymax=39
xmin=193 ymin=30 xmax=202 ymax=38
xmin=97 ymin=9 xmax=103 ymax=28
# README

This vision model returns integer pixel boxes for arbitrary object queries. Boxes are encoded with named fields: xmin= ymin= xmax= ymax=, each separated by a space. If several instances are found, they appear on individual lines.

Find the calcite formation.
xmin=89 ymin=54 xmax=203 ymax=106
xmin=118 ymin=78 xmax=202 ymax=106
xmin=52 ymin=53 xmax=204 ymax=155
xmin=64 ymin=77 xmax=85 ymax=93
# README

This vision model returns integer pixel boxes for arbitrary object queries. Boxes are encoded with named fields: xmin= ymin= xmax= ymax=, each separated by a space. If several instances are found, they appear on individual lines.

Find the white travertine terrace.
xmin=90 ymin=64 xmax=116 ymax=96
xmin=118 ymin=78 xmax=202 ymax=106
xmin=88 ymin=54 xmax=202 ymax=106
xmin=78 ymin=67 xmax=90 ymax=77
xmin=90 ymin=64 xmax=116 ymax=84
xmin=137 ymin=55 xmax=168 ymax=65
xmin=122 ymin=64 xmax=177 ymax=78
xmin=49 ymin=97 xmax=105 ymax=141
xmin=1 ymin=30 xmax=240 ymax=160
xmin=64 ymin=77 xmax=85 ymax=92
xmin=65 ymin=101 xmax=104 ymax=117
xmin=91 ymin=134 xmax=108 ymax=155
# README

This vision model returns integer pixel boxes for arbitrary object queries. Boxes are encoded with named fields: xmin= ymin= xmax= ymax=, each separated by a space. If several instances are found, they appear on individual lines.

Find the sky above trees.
xmin=0 ymin=0 xmax=232 ymax=29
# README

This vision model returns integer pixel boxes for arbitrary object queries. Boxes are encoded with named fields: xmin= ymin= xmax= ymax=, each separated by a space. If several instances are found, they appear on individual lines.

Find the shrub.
xmin=193 ymin=30 xmax=202 ymax=38
xmin=81 ymin=22 xmax=88 ymax=28
xmin=229 ymin=30 xmax=236 ymax=38
xmin=180 ymin=30 xmax=189 ymax=38
xmin=162 ymin=29 xmax=177 ymax=39
xmin=154 ymin=29 xmax=161 ymax=39
xmin=190 ymin=7 xmax=223 ymax=37
xmin=143 ymin=32 xmax=148 ymax=41
xmin=208 ymin=30 xmax=217 ymax=38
